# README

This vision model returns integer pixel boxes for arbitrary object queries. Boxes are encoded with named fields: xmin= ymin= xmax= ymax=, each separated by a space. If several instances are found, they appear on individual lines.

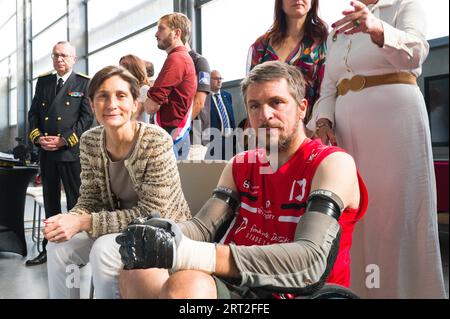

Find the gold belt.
xmin=337 ymin=72 xmax=417 ymax=96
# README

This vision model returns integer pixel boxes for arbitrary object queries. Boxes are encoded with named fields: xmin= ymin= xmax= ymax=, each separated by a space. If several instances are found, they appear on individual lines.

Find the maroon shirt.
xmin=148 ymin=46 xmax=196 ymax=129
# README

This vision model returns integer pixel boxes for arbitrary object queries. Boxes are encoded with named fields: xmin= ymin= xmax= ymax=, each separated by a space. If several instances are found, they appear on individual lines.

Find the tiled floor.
xmin=0 ymin=196 xmax=448 ymax=299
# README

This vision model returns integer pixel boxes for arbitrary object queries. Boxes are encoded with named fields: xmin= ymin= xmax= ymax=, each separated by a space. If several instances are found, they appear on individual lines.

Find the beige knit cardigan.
xmin=69 ymin=123 xmax=191 ymax=237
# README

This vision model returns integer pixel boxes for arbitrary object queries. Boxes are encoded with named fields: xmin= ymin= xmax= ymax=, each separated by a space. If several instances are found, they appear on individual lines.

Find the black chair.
xmin=0 ymin=166 xmax=38 ymax=256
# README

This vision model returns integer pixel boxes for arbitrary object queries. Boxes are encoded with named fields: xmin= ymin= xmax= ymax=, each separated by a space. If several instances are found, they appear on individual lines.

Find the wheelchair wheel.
xmin=305 ymin=284 xmax=360 ymax=299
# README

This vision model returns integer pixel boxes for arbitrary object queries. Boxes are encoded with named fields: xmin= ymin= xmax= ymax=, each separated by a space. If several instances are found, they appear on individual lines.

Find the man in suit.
xmin=203 ymin=70 xmax=236 ymax=160
xmin=26 ymin=41 xmax=93 ymax=266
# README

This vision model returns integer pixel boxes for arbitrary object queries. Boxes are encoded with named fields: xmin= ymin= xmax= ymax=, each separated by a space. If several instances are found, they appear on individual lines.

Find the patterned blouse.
xmin=249 ymin=34 xmax=326 ymax=123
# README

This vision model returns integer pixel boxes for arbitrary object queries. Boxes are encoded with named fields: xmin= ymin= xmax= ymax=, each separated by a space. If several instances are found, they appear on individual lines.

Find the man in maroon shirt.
xmin=145 ymin=13 xmax=196 ymax=159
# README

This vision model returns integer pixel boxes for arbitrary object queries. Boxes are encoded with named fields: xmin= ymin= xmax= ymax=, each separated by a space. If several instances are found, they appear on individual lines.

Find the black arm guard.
xmin=231 ymin=211 xmax=342 ymax=297
xmin=179 ymin=187 xmax=240 ymax=242
xmin=289 ymin=190 xmax=344 ymax=295
xmin=307 ymin=189 xmax=344 ymax=221
xmin=212 ymin=187 xmax=240 ymax=212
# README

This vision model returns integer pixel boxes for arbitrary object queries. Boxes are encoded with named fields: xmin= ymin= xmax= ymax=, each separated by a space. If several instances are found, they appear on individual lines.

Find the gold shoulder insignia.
xmin=76 ymin=72 xmax=91 ymax=79
xmin=38 ymin=71 xmax=55 ymax=78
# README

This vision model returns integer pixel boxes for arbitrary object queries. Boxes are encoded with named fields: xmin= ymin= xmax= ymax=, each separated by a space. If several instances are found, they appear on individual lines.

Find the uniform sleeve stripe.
xmin=68 ymin=134 xmax=79 ymax=147
xmin=29 ymin=129 xmax=41 ymax=142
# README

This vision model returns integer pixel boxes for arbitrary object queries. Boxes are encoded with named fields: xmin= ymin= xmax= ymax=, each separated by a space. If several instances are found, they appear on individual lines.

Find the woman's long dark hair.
xmin=267 ymin=0 xmax=328 ymax=47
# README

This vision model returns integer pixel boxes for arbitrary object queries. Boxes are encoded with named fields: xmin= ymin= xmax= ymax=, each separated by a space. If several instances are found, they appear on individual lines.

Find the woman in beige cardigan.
xmin=43 ymin=65 xmax=191 ymax=299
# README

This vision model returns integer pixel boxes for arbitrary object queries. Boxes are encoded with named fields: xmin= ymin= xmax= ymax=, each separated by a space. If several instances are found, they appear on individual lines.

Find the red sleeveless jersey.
xmin=222 ymin=138 xmax=368 ymax=287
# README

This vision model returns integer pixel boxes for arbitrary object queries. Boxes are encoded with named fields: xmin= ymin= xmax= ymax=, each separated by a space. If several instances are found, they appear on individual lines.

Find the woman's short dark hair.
xmin=268 ymin=0 xmax=328 ymax=47
xmin=88 ymin=65 xmax=140 ymax=101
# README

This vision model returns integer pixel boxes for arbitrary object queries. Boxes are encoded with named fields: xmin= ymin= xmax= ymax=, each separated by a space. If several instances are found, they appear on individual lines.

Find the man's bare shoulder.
xmin=317 ymin=151 xmax=356 ymax=174
xmin=312 ymin=151 xmax=360 ymax=209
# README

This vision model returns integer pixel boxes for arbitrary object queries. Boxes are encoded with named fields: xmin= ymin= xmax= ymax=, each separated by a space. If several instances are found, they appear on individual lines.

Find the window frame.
xmin=424 ymin=73 xmax=449 ymax=148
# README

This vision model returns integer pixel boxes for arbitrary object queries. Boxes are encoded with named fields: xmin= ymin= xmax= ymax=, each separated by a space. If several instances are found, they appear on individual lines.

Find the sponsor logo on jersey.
xmin=289 ymin=178 xmax=307 ymax=202
xmin=234 ymin=217 xmax=248 ymax=235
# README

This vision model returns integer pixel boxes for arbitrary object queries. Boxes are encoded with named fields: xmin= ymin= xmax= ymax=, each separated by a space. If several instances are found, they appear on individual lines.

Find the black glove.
xmin=116 ymin=218 xmax=180 ymax=270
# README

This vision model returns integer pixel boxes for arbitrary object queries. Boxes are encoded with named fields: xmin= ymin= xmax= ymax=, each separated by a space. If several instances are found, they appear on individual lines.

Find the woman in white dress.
xmin=307 ymin=0 xmax=446 ymax=298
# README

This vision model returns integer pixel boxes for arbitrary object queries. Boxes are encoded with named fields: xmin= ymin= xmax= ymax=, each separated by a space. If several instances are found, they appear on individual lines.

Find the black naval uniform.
xmin=28 ymin=71 xmax=93 ymax=251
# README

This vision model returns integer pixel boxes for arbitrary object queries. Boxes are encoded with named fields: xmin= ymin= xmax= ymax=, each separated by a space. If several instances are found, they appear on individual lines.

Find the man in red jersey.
xmin=117 ymin=61 xmax=368 ymax=299
xmin=145 ymin=13 xmax=196 ymax=160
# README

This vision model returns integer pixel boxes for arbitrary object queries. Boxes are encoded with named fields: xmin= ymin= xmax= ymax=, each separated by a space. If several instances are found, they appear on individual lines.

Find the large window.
xmin=201 ymin=0 xmax=273 ymax=82
xmin=31 ymin=0 xmax=67 ymax=36
xmin=9 ymin=53 xmax=17 ymax=126
xmin=0 ymin=60 xmax=8 ymax=82
xmin=0 ymin=16 xmax=17 ymax=58
xmin=0 ymin=59 xmax=9 ymax=129
xmin=1 ymin=0 xmax=447 ymax=148
xmin=87 ymin=0 xmax=173 ymax=53
xmin=32 ymin=18 xmax=68 ymax=79
xmin=425 ymin=74 xmax=449 ymax=147
xmin=9 ymin=53 xmax=17 ymax=89
xmin=0 ymin=0 xmax=17 ymax=127
xmin=9 ymin=88 xmax=17 ymax=126
xmin=423 ymin=0 xmax=449 ymax=40
xmin=88 ymin=27 xmax=166 ymax=77
xmin=0 ymin=56 xmax=17 ymax=127
xmin=0 ymin=0 xmax=16 ymax=31
xmin=201 ymin=0 xmax=449 ymax=83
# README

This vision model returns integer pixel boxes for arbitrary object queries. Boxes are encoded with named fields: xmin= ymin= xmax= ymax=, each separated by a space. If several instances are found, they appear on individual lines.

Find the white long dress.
xmin=307 ymin=0 xmax=446 ymax=298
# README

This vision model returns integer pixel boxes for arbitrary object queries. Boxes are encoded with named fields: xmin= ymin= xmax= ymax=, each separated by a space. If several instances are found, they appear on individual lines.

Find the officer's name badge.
xmin=68 ymin=91 xmax=84 ymax=97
